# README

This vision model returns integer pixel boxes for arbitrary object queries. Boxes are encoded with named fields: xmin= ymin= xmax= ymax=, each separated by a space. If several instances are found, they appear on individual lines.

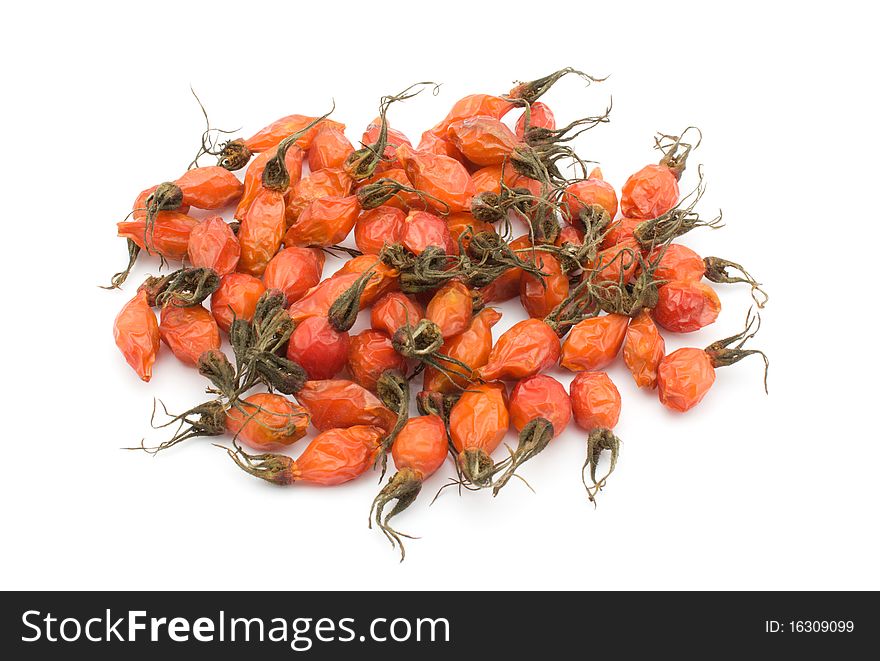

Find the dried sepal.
xmin=705 ymin=309 xmax=769 ymax=392
xmin=222 ymin=443 xmax=299 ymax=485
xmin=583 ymin=428 xmax=621 ymax=505
xmin=369 ymin=467 xmax=423 ymax=562
xmin=634 ymin=167 xmax=722 ymax=249
xmin=345 ymin=82 xmax=439 ymax=181
xmin=703 ymin=256 xmax=768 ymax=308
xmin=492 ymin=418 xmax=554 ymax=496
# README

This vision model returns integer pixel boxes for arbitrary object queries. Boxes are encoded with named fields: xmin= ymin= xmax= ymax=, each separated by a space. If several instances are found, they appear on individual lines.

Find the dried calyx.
xmin=462 ymin=230 xmax=548 ymax=288
xmin=139 ymin=267 xmax=221 ymax=308
xmin=416 ymin=390 xmax=459 ymax=422
xmin=345 ymin=82 xmax=439 ymax=181
xmin=327 ymin=267 xmax=378 ymax=332
xmin=236 ymin=290 xmax=305 ymax=395
xmin=470 ymin=179 xmax=556 ymax=229
xmin=392 ymin=320 xmax=475 ymax=387
xmin=523 ymin=105 xmax=612 ymax=149
xmin=139 ymin=182 xmax=186 ymax=259
xmin=510 ymin=105 xmax=611 ymax=186
xmin=492 ymin=418 xmax=555 ymax=496
xmin=655 ymin=127 xmax=702 ymax=179
xmin=135 ymin=290 xmax=309 ymax=454
xmin=583 ymin=428 xmax=621 ymax=505
xmin=356 ymin=178 xmax=449 ymax=214
xmin=129 ymin=398 xmax=228 ymax=455
xmin=262 ymin=104 xmax=337 ymax=192
xmin=544 ymin=275 xmax=600 ymax=337
xmin=703 ymin=256 xmax=768 ymax=308
xmin=564 ymin=182 xmax=613 ymax=238
xmin=105 ymin=238 xmax=141 ymax=290
xmin=185 ymin=89 xmax=248 ymax=171
xmin=592 ymin=249 xmax=663 ymax=317
xmin=222 ymin=444 xmax=300 ymax=485
xmin=380 ymin=245 xmax=458 ymax=293
xmin=217 ymin=139 xmax=252 ymax=171
xmin=458 ymin=448 xmax=496 ymax=489
xmin=369 ymin=467 xmax=423 ymax=562
xmin=705 ymin=309 xmax=769 ymax=392
xmin=633 ymin=167 xmax=723 ymax=249
xmin=374 ymin=371 xmax=411 ymax=476
xmin=507 ymin=67 xmax=606 ymax=104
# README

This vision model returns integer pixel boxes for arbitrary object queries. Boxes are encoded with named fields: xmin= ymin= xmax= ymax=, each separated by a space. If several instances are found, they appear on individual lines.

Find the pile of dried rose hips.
xmin=110 ymin=68 xmax=768 ymax=559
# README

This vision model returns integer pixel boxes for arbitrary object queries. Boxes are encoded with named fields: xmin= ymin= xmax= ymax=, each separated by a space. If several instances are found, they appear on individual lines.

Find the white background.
xmin=1 ymin=1 xmax=877 ymax=591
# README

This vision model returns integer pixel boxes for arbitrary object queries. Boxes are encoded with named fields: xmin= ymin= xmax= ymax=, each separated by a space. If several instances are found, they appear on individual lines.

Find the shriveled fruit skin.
xmin=262 ymin=247 xmax=325 ymax=305
xmin=391 ymin=415 xmax=448 ymax=478
xmin=295 ymin=379 xmax=398 ymax=432
xmin=479 ymin=319 xmax=561 ymax=381
xmin=187 ymin=216 xmax=240 ymax=276
xmin=448 ymin=116 xmax=519 ymax=166
xmin=354 ymin=206 xmax=406 ymax=255
xmin=651 ymin=243 xmax=705 ymax=283
xmin=113 ymin=290 xmax=160 ymax=382
xmin=515 ymin=101 xmax=556 ymax=138
xmin=509 ymin=374 xmax=571 ymax=436
xmin=347 ymin=329 xmax=408 ymax=393
xmin=564 ymin=178 xmax=618 ymax=225
xmin=397 ymin=144 xmax=475 ymax=214
xmin=560 ymin=314 xmax=629 ymax=372
xmin=449 ymin=382 xmax=509 ymax=455
xmin=159 ymin=304 xmax=221 ymax=367
xmin=423 ymin=307 xmax=502 ymax=393
xmin=285 ymin=168 xmax=353 ymax=224
xmin=401 ymin=210 xmax=457 ymax=255
xmin=286 ymin=316 xmax=350 ymax=381
xmin=371 ymin=292 xmax=424 ymax=337
xmin=225 ymin=393 xmax=309 ymax=452
xmin=520 ymin=253 xmax=568 ymax=319
xmin=284 ymin=195 xmax=360 ymax=247
xmin=211 ymin=273 xmax=265 ymax=334
xmin=308 ymin=127 xmax=354 ymax=171
xmin=570 ymin=371 xmax=621 ymax=431
xmin=117 ymin=215 xmax=199 ymax=262
xmin=426 ymin=280 xmax=473 ymax=339
xmin=238 ymin=188 xmax=286 ymax=276
xmin=175 ymin=166 xmax=243 ymax=209
xmin=430 ymin=94 xmax=514 ymax=137
xmin=654 ymin=281 xmax=721 ymax=333
xmin=620 ymin=164 xmax=678 ymax=220
xmin=295 ymin=426 xmax=385 ymax=486
xmin=623 ymin=310 xmax=666 ymax=389
xmin=657 ymin=348 xmax=716 ymax=412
